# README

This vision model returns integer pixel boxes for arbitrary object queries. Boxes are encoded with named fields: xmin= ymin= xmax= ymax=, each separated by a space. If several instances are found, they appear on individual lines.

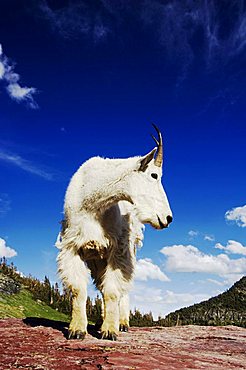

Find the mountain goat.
xmin=56 ymin=125 xmax=172 ymax=340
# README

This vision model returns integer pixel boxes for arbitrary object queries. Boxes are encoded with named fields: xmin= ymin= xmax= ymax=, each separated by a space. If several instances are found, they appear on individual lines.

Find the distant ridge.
xmin=163 ymin=277 xmax=246 ymax=328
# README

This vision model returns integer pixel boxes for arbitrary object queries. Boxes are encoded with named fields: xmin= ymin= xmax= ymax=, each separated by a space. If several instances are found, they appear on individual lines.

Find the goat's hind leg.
xmin=119 ymin=293 xmax=130 ymax=332
xmin=57 ymin=248 xmax=88 ymax=339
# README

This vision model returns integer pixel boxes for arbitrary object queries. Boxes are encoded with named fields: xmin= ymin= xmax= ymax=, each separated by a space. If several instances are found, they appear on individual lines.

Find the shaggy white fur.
xmin=56 ymin=138 xmax=172 ymax=340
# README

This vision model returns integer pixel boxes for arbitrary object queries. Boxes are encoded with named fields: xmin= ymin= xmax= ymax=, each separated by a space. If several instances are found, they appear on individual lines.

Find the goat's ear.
xmin=138 ymin=148 xmax=157 ymax=172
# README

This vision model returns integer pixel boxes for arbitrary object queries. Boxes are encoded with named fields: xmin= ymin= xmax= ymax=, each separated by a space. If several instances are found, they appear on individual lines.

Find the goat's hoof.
xmin=101 ymin=331 xmax=117 ymax=341
xmin=119 ymin=324 xmax=129 ymax=332
xmin=68 ymin=330 xmax=86 ymax=340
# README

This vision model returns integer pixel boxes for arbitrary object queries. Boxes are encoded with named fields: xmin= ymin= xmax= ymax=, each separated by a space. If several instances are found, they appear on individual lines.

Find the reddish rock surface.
xmin=0 ymin=318 xmax=245 ymax=369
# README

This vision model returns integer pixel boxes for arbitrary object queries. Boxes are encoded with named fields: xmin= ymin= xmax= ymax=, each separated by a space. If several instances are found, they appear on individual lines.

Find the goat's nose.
xmin=166 ymin=215 xmax=173 ymax=225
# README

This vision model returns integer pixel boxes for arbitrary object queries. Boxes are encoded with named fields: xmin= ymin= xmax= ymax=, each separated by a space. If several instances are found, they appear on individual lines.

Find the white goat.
xmin=56 ymin=125 xmax=172 ymax=340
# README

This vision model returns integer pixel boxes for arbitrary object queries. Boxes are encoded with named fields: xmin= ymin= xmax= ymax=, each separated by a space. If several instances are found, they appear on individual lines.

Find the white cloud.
xmin=225 ymin=205 xmax=246 ymax=228
xmin=130 ymin=282 xmax=209 ymax=319
xmin=160 ymin=244 xmax=246 ymax=278
xmin=0 ymin=43 xmax=38 ymax=108
xmin=7 ymin=83 xmax=37 ymax=108
xmin=222 ymin=274 xmax=245 ymax=286
xmin=164 ymin=290 xmax=209 ymax=307
xmin=0 ymin=237 xmax=17 ymax=258
xmin=135 ymin=258 xmax=170 ymax=282
xmin=215 ymin=240 xmax=246 ymax=256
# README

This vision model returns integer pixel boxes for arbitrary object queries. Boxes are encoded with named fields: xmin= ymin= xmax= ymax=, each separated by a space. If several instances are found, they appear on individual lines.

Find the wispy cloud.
xmin=225 ymin=205 xmax=246 ymax=228
xmin=0 ymin=43 xmax=38 ymax=108
xmin=38 ymin=0 xmax=109 ymax=42
xmin=0 ymin=148 xmax=54 ymax=180
xmin=0 ymin=193 xmax=11 ymax=216
xmin=141 ymin=1 xmax=246 ymax=67
xmin=36 ymin=1 xmax=246 ymax=84
xmin=135 ymin=258 xmax=170 ymax=282
xmin=188 ymin=230 xmax=214 ymax=242
xmin=188 ymin=230 xmax=199 ymax=239
xmin=204 ymin=234 xmax=215 ymax=241
xmin=207 ymin=278 xmax=225 ymax=287
xmin=0 ymin=237 xmax=17 ymax=258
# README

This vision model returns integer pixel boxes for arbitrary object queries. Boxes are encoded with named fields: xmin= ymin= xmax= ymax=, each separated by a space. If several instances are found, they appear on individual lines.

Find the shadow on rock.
xmin=23 ymin=317 xmax=101 ymax=339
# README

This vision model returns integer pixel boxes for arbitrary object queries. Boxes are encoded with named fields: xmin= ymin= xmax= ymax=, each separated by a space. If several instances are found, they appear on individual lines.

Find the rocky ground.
xmin=0 ymin=318 xmax=245 ymax=369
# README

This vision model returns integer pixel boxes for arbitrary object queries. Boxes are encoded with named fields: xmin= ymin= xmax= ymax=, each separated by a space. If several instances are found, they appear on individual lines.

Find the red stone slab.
xmin=0 ymin=319 xmax=245 ymax=369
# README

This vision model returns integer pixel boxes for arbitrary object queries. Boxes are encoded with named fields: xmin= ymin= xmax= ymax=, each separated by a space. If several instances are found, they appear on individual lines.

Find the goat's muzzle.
xmin=157 ymin=215 xmax=173 ymax=229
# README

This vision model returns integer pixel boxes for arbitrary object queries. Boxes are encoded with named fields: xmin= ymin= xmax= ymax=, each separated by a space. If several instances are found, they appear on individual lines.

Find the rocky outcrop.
xmin=0 ymin=318 xmax=245 ymax=369
xmin=0 ymin=273 xmax=20 ymax=295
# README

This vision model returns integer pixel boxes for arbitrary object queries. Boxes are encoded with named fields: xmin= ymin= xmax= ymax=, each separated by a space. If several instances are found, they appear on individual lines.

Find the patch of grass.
xmin=0 ymin=288 xmax=69 ymax=322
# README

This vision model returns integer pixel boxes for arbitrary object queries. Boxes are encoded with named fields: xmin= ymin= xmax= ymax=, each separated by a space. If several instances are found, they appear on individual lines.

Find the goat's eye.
xmin=151 ymin=173 xmax=158 ymax=180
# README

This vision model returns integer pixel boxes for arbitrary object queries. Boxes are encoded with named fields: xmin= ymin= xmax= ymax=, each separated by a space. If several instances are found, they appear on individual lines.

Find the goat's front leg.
xmin=101 ymin=270 xmax=121 ymax=340
xmin=69 ymin=287 xmax=87 ymax=339
xmin=119 ymin=293 xmax=130 ymax=332
xmin=57 ymin=248 xmax=88 ymax=339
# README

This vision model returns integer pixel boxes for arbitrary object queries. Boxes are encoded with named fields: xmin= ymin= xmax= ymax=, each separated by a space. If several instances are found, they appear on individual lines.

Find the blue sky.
xmin=0 ymin=0 xmax=245 ymax=318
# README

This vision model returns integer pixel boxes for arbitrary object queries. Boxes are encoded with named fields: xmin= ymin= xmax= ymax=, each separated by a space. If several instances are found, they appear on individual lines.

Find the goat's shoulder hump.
xmin=77 ymin=156 xmax=105 ymax=172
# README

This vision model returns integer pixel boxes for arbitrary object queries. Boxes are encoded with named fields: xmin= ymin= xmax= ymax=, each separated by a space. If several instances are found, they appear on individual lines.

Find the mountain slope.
xmin=164 ymin=276 xmax=246 ymax=327
xmin=0 ymin=272 xmax=69 ymax=322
